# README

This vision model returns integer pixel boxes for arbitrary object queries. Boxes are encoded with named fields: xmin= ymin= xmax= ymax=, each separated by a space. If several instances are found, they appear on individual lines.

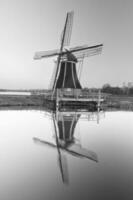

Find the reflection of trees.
xmin=33 ymin=111 xmax=103 ymax=184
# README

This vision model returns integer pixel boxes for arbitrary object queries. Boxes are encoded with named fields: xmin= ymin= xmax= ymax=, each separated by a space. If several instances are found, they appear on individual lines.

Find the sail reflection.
xmin=33 ymin=110 xmax=104 ymax=184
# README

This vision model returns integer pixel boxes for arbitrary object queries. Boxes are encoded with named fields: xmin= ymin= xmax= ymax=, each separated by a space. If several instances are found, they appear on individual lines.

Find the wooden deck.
xmin=44 ymin=89 xmax=104 ymax=101
xmin=57 ymin=97 xmax=104 ymax=102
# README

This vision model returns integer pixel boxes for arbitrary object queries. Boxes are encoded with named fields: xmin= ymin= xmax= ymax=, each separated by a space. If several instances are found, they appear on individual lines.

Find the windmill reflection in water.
xmin=33 ymin=110 xmax=104 ymax=184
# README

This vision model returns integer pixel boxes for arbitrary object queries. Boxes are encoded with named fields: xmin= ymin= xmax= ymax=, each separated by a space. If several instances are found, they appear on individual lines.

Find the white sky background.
xmin=0 ymin=0 xmax=133 ymax=89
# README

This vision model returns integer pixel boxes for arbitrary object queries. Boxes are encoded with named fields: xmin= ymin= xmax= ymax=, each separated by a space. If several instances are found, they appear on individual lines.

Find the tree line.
xmin=83 ymin=84 xmax=133 ymax=96
xmin=101 ymin=84 xmax=133 ymax=96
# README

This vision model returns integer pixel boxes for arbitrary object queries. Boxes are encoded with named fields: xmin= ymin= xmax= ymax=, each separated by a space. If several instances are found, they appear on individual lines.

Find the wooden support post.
xmin=97 ymin=89 xmax=101 ymax=111
xmin=56 ymin=89 xmax=59 ymax=112
xmin=76 ymin=89 xmax=78 ymax=99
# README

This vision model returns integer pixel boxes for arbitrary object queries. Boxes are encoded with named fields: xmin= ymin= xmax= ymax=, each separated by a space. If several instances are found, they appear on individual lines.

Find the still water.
xmin=0 ymin=109 xmax=132 ymax=200
xmin=0 ymin=92 xmax=31 ymax=95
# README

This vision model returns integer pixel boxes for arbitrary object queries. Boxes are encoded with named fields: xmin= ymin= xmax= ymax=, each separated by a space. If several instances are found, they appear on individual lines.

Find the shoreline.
xmin=0 ymin=94 xmax=133 ymax=111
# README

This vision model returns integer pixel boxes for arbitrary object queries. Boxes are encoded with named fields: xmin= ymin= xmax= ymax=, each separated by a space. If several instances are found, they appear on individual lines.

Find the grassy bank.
xmin=103 ymin=95 xmax=133 ymax=110
xmin=0 ymin=93 xmax=133 ymax=111
xmin=0 ymin=95 xmax=44 ymax=106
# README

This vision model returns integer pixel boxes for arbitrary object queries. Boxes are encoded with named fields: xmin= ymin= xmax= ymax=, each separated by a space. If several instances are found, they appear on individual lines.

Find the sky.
xmin=0 ymin=0 xmax=133 ymax=89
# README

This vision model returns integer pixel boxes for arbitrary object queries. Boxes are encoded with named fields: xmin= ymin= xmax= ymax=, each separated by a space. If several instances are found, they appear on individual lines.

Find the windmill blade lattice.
xmin=34 ymin=49 xmax=60 ymax=60
xmin=73 ymin=44 xmax=103 ymax=59
xmin=61 ymin=11 xmax=74 ymax=47
xmin=61 ymin=44 xmax=103 ymax=60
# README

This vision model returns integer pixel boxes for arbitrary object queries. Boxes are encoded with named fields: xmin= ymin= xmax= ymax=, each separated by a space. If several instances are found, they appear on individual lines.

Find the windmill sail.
xmin=61 ymin=44 xmax=103 ymax=60
xmin=73 ymin=44 xmax=103 ymax=58
xmin=34 ymin=49 xmax=59 ymax=60
xmin=34 ymin=45 xmax=87 ymax=60
xmin=34 ymin=44 xmax=103 ymax=60
xmin=61 ymin=11 xmax=74 ymax=47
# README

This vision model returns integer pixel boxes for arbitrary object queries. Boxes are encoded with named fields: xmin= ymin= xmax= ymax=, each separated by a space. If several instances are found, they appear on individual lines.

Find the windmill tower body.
xmin=55 ymin=60 xmax=81 ymax=89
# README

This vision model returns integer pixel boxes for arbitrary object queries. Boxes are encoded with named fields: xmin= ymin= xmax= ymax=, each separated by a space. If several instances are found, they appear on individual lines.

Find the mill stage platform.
xmin=41 ymin=89 xmax=106 ymax=111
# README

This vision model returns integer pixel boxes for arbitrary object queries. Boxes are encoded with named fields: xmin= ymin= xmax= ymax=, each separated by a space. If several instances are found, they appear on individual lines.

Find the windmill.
xmin=33 ymin=111 xmax=98 ymax=184
xmin=34 ymin=11 xmax=103 ymax=94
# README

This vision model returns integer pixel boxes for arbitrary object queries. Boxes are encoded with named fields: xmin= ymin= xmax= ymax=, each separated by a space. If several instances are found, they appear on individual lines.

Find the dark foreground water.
xmin=0 ymin=109 xmax=132 ymax=200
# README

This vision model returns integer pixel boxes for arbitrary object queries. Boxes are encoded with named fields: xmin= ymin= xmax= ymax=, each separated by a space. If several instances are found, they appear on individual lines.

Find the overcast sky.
xmin=0 ymin=0 xmax=133 ymax=89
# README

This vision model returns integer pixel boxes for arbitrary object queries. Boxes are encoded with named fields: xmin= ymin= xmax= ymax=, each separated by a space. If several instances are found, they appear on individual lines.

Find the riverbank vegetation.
xmin=0 ymin=95 xmax=44 ymax=106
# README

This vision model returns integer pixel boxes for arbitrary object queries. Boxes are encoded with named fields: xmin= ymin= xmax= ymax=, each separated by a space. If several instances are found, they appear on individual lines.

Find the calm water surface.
xmin=0 ymin=91 xmax=31 ymax=95
xmin=0 ymin=109 xmax=132 ymax=200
